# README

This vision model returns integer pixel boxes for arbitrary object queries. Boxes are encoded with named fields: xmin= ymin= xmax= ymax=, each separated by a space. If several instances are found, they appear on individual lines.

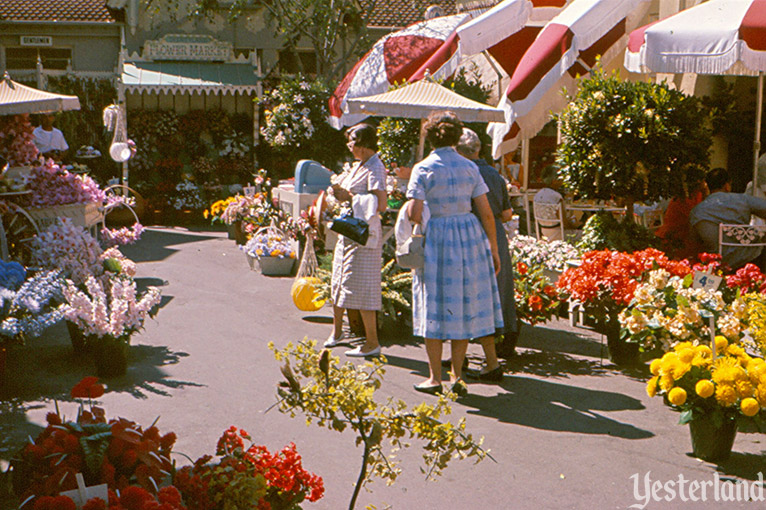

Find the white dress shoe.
xmin=345 ymin=345 xmax=381 ymax=357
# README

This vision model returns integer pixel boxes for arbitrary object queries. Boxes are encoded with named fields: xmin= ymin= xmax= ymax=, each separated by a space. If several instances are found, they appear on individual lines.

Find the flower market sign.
xmin=142 ymin=34 xmax=233 ymax=61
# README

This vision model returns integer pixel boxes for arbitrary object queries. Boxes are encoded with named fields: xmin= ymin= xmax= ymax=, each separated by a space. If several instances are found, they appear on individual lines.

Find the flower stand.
xmin=258 ymin=256 xmax=295 ymax=277
xmin=689 ymin=415 xmax=737 ymax=462
xmin=92 ymin=336 xmax=129 ymax=378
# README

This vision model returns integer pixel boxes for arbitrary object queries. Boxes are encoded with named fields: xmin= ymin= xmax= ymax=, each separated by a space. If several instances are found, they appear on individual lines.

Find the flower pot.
xmin=66 ymin=321 xmax=88 ymax=355
xmin=234 ymin=221 xmax=248 ymax=245
xmin=598 ymin=316 xmax=640 ymax=366
xmin=227 ymin=223 xmax=237 ymax=240
xmin=92 ymin=336 xmax=129 ymax=378
xmin=258 ymin=256 xmax=295 ymax=277
xmin=689 ymin=414 xmax=738 ymax=462
xmin=245 ymin=253 xmax=257 ymax=270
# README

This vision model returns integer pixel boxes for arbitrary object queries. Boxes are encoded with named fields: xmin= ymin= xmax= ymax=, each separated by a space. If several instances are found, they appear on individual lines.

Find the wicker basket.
xmin=27 ymin=202 xmax=103 ymax=230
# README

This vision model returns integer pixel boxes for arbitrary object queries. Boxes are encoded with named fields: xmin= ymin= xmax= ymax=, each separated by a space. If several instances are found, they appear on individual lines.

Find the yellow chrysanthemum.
xmin=668 ymin=387 xmax=687 ymax=406
xmin=677 ymin=348 xmax=695 ymax=364
xmin=665 ymin=355 xmax=692 ymax=380
xmin=712 ymin=357 xmax=747 ymax=384
xmin=736 ymin=379 xmax=755 ymax=399
xmin=647 ymin=376 xmax=659 ymax=398
xmin=741 ymin=397 xmax=760 ymax=417
xmin=715 ymin=335 xmax=729 ymax=354
xmin=674 ymin=341 xmax=695 ymax=352
xmin=659 ymin=374 xmax=675 ymax=392
xmin=715 ymin=383 xmax=738 ymax=407
xmin=659 ymin=352 xmax=680 ymax=376
xmin=696 ymin=379 xmax=715 ymax=398
xmin=649 ymin=359 xmax=662 ymax=376
xmin=755 ymin=385 xmax=766 ymax=407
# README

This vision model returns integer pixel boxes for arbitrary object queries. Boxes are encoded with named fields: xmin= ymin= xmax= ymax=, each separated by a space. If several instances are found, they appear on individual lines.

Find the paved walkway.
xmin=2 ymin=227 xmax=766 ymax=509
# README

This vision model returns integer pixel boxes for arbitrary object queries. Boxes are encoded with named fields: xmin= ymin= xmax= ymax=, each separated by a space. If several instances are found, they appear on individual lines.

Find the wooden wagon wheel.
xmin=0 ymin=200 xmax=40 ymax=265
xmin=100 ymin=184 xmax=141 ymax=233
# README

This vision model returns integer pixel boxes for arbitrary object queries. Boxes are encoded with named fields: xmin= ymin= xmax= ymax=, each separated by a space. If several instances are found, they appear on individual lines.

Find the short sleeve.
xmin=406 ymin=164 xmax=426 ymax=200
xmin=470 ymin=163 xmax=489 ymax=198
xmin=367 ymin=156 xmax=387 ymax=191
xmin=55 ymin=130 xmax=68 ymax=151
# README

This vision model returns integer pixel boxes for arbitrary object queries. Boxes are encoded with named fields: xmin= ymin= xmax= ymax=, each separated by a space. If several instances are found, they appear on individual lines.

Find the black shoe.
xmin=465 ymin=366 xmax=504 ymax=382
xmin=413 ymin=383 xmax=442 ymax=395
xmin=450 ymin=380 xmax=468 ymax=397
xmin=441 ymin=358 xmax=470 ymax=370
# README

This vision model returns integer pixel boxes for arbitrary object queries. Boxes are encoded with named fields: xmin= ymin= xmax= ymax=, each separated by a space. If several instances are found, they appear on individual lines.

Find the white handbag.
xmin=396 ymin=224 xmax=424 ymax=269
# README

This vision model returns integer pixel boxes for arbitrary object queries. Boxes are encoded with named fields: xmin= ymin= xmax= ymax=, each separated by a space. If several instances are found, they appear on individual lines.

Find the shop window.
xmin=278 ymin=50 xmax=317 ymax=76
xmin=5 ymin=47 xmax=71 ymax=70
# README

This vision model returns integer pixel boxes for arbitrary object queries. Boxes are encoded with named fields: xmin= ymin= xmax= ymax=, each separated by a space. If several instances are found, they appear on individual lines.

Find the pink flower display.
xmin=61 ymin=275 xmax=161 ymax=338
xmin=29 ymin=219 xmax=103 ymax=285
xmin=23 ymin=160 xmax=106 ymax=207
xmin=0 ymin=114 xmax=40 ymax=166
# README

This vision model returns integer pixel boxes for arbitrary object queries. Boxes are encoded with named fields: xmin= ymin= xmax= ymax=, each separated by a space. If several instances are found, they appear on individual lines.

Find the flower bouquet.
xmin=509 ymin=235 xmax=580 ymax=274
xmin=61 ymin=275 xmax=161 ymax=377
xmin=646 ymin=337 xmax=766 ymax=461
xmin=30 ymin=219 xmax=104 ymax=285
xmin=0 ymin=268 xmax=63 ymax=346
xmin=514 ymin=261 xmax=564 ymax=326
xmin=174 ymin=426 xmax=324 ymax=510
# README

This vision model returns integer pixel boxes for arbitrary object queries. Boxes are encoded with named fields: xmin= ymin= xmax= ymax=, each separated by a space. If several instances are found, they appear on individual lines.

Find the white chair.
xmin=718 ymin=224 xmax=766 ymax=255
xmin=533 ymin=201 xmax=565 ymax=241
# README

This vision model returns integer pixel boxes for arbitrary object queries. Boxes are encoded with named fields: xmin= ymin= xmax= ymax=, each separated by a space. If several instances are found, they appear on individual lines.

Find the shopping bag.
xmin=395 ymin=224 xmax=424 ymax=269
xmin=291 ymin=234 xmax=326 ymax=311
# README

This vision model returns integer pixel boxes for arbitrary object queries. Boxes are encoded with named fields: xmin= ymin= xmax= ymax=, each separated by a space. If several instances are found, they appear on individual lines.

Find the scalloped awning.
xmin=121 ymin=62 xmax=260 ymax=95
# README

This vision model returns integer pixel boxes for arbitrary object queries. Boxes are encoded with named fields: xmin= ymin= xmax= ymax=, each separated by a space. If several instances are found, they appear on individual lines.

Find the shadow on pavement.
xmin=506 ymin=349 xmax=609 ymax=378
xmin=463 ymin=375 xmax=653 ymax=439
xmin=120 ymin=228 xmax=221 ymax=263
xmin=715 ymin=451 xmax=766 ymax=481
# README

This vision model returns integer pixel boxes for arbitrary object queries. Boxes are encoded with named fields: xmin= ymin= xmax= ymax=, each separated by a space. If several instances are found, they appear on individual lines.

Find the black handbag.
xmin=329 ymin=212 xmax=370 ymax=245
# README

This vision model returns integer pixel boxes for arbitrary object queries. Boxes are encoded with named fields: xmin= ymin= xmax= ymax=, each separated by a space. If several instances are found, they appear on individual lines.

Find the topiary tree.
xmin=556 ymin=67 xmax=712 ymax=219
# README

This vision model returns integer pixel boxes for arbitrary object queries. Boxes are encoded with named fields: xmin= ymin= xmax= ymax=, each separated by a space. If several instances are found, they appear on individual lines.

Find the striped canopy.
xmin=345 ymin=80 xmax=505 ymax=122
xmin=624 ymin=0 xmax=766 ymax=75
xmin=488 ymin=0 xmax=650 ymax=158
xmin=0 ymin=72 xmax=80 ymax=115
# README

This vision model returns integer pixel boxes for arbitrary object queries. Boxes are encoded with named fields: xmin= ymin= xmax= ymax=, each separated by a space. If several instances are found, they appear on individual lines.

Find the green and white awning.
xmin=121 ymin=62 xmax=260 ymax=95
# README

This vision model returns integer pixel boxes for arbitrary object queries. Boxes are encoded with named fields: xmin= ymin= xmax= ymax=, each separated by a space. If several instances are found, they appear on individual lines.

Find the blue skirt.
xmin=412 ymin=213 xmax=504 ymax=340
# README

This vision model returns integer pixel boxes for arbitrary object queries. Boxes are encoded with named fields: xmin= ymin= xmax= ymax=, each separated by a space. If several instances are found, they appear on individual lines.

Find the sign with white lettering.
xmin=143 ymin=34 xmax=233 ymax=61
xmin=20 ymin=36 xmax=52 ymax=47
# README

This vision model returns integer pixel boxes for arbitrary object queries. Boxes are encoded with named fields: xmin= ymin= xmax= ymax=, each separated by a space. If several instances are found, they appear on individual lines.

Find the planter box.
xmin=27 ymin=202 xmax=102 ymax=231
xmin=258 ymin=256 xmax=295 ymax=276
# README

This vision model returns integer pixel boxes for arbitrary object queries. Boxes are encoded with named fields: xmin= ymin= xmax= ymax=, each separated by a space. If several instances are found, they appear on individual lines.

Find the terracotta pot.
xmin=92 ymin=335 xmax=129 ymax=378
xmin=689 ymin=414 xmax=738 ymax=462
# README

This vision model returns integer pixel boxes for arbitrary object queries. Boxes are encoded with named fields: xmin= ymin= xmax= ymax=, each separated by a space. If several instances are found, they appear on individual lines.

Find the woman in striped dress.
xmin=325 ymin=123 xmax=388 ymax=357
xmin=406 ymin=111 xmax=503 ymax=395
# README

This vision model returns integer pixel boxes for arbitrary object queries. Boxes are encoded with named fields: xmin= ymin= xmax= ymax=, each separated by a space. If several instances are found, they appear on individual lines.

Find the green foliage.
xmin=377 ymin=117 xmax=419 ymax=169
xmin=269 ymin=340 xmax=489 ymax=510
xmin=556 ymin=67 xmax=712 ymax=204
xmin=258 ymin=75 xmax=346 ymax=176
xmin=576 ymin=212 xmax=658 ymax=253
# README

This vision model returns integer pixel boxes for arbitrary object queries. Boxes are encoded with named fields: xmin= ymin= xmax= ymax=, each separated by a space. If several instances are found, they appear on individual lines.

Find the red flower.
xmin=528 ymin=295 xmax=543 ymax=311
xmin=120 ymin=485 xmax=153 ymax=510
xmin=516 ymin=262 xmax=528 ymax=275
xmin=71 ymin=377 xmax=105 ymax=399
xmin=543 ymin=286 xmax=557 ymax=297
xmin=83 ymin=498 xmax=108 ymax=510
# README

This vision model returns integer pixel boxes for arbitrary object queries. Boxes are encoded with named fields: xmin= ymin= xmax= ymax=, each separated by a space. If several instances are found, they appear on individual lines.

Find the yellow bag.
xmin=291 ymin=235 xmax=325 ymax=311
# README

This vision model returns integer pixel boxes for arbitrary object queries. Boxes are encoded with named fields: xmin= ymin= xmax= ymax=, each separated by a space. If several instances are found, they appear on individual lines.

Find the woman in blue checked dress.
xmin=406 ymin=111 xmax=503 ymax=395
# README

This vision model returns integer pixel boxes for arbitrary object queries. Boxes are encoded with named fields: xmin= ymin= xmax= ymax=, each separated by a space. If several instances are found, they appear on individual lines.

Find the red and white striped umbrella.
xmin=329 ymin=0 xmax=549 ymax=129
xmin=488 ymin=0 xmax=650 ymax=158
xmin=624 ymin=0 xmax=766 ymax=188
xmin=329 ymin=13 xmax=471 ymax=129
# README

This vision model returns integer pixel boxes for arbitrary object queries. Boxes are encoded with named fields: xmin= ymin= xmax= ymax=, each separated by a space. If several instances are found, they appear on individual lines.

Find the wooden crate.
xmin=27 ymin=202 xmax=103 ymax=231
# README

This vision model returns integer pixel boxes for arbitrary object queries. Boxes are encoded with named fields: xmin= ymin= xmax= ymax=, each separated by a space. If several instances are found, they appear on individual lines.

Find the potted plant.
xmin=241 ymin=229 xmax=297 ymax=277
xmin=61 ymin=275 xmax=161 ymax=377
xmin=558 ymin=248 xmax=691 ymax=365
xmin=646 ymin=337 xmax=766 ymax=462
xmin=514 ymin=261 xmax=564 ymax=327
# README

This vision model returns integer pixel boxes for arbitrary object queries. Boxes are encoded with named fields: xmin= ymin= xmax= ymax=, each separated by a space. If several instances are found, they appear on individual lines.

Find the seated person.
xmin=690 ymin=167 xmax=766 ymax=269
xmin=533 ymin=165 xmax=575 ymax=240
xmin=33 ymin=114 xmax=68 ymax=162
xmin=656 ymin=167 xmax=707 ymax=259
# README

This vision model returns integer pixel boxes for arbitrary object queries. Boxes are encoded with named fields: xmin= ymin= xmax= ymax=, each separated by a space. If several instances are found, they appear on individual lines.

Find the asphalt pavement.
xmin=2 ymin=227 xmax=766 ymax=510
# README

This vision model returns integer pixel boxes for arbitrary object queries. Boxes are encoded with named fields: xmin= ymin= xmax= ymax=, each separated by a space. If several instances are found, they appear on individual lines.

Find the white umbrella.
xmin=0 ymin=72 xmax=81 ymax=115
xmin=624 ymin=0 xmax=766 ymax=190
xmin=345 ymin=79 xmax=505 ymax=123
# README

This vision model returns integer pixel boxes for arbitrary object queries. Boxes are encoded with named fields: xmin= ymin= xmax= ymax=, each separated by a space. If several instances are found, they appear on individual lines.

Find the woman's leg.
xmin=357 ymin=309 xmax=380 ymax=352
xmin=478 ymin=335 xmax=499 ymax=373
xmin=420 ymin=338 xmax=443 ymax=386
xmin=450 ymin=339 xmax=469 ymax=382
xmin=332 ymin=304 xmax=345 ymax=339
